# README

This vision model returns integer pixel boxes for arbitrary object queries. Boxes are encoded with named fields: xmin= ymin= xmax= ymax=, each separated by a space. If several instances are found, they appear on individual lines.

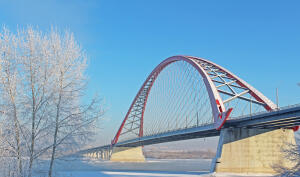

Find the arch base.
xmin=211 ymin=128 xmax=296 ymax=174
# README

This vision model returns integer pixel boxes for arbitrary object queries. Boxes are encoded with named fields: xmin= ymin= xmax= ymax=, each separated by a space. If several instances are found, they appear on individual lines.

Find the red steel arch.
xmin=111 ymin=56 xmax=277 ymax=145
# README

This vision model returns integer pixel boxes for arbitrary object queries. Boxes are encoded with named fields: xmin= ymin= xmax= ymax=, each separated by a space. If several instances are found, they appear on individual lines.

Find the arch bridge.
xmin=81 ymin=56 xmax=300 ymax=174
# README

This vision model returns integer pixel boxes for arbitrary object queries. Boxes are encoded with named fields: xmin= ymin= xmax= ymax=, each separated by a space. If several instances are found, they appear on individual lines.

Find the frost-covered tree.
xmin=273 ymin=136 xmax=300 ymax=176
xmin=0 ymin=27 xmax=24 ymax=177
xmin=17 ymin=27 xmax=58 ymax=177
xmin=46 ymin=29 xmax=101 ymax=177
xmin=0 ymin=26 xmax=102 ymax=177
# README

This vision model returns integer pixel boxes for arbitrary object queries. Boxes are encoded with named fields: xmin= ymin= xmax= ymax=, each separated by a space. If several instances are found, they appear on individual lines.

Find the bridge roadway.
xmin=81 ymin=104 xmax=300 ymax=154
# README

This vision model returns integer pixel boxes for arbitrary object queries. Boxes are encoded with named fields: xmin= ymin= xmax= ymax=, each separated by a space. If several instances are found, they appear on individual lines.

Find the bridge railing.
xmin=118 ymin=121 xmax=215 ymax=143
xmin=229 ymin=103 xmax=300 ymax=120
xmin=116 ymin=103 xmax=300 ymax=144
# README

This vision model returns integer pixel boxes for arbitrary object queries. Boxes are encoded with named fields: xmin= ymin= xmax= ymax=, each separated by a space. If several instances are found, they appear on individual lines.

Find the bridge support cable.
xmin=112 ymin=56 xmax=278 ymax=146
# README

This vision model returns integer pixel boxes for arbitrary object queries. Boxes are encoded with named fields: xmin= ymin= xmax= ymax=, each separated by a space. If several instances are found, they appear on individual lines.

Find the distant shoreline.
xmin=143 ymin=149 xmax=215 ymax=159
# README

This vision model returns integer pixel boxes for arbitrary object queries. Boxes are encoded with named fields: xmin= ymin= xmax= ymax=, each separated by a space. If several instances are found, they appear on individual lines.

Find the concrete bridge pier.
xmin=210 ymin=128 xmax=296 ymax=174
xmin=90 ymin=152 xmax=96 ymax=159
xmin=110 ymin=146 xmax=145 ymax=162
xmin=95 ymin=149 xmax=110 ymax=160
xmin=83 ymin=149 xmax=111 ymax=160
xmin=101 ymin=150 xmax=104 ymax=159
xmin=104 ymin=149 xmax=110 ymax=160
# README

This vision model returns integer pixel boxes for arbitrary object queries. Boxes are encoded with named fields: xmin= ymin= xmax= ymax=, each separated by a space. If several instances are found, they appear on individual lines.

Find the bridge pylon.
xmin=211 ymin=128 xmax=296 ymax=174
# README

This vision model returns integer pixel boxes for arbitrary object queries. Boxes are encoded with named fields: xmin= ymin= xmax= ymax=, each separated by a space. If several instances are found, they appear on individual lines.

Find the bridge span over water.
xmin=80 ymin=56 xmax=300 ymax=174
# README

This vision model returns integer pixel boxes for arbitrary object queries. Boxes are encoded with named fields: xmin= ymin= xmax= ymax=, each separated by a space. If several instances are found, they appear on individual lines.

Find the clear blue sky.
xmin=1 ymin=0 xmax=300 ymax=146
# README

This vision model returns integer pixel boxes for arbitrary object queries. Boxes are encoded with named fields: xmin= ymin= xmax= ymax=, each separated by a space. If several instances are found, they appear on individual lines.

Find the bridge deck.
xmin=81 ymin=104 xmax=300 ymax=153
xmin=226 ymin=104 xmax=300 ymax=129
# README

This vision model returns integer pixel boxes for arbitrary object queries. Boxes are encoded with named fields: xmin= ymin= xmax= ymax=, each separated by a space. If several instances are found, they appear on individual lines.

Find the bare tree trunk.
xmin=28 ymin=99 xmax=36 ymax=177
xmin=28 ymin=52 xmax=37 ymax=177
xmin=48 ymin=75 xmax=63 ymax=177
xmin=7 ymin=73 xmax=23 ymax=177
xmin=13 ymin=104 xmax=22 ymax=176
xmin=48 ymin=106 xmax=59 ymax=177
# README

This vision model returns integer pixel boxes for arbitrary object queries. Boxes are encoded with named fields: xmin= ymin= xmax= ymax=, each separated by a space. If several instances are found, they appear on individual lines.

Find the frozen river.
xmin=48 ymin=158 xmax=212 ymax=177
xmin=35 ymin=158 xmax=272 ymax=177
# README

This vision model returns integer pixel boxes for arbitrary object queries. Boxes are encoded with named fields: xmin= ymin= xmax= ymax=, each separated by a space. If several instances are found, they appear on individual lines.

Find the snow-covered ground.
xmin=57 ymin=171 xmax=273 ymax=177
xmin=33 ymin=157 xmax=273 ymax=177
xmin=58 ymin=171 xmax=209 ymax=177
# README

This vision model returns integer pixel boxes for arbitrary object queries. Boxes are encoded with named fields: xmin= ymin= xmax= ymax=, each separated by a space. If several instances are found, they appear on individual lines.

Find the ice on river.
xmin=33 ymin=157 xmax=273 ymax=177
